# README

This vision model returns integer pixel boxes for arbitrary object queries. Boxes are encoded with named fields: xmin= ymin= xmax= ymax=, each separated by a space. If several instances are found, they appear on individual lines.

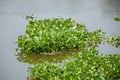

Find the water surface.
xmin=0 ymin=0 xmax=120 ymax=80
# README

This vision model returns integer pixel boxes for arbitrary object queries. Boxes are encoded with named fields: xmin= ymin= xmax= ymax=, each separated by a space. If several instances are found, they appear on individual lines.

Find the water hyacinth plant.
xmin=28 ymin=48 xmax=120 ymax=80
xmin=16 ymin=17 xmax=120 ymax=80
xmin=16 ymin=17 xmax=105 ymax=54
xmin=107 ymin=36 xmax=120 ymax=48
xmin=114 ymin=16 xmax=120 ymax=21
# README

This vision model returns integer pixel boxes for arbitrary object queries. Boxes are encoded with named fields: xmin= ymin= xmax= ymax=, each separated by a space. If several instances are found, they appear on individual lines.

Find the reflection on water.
xmin=16 ymin=51 xmax=77 ymax=64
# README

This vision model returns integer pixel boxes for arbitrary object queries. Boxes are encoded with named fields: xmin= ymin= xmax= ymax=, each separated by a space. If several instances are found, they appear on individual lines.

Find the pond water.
xmin=0 ymin=0 xmax=120 ymax=80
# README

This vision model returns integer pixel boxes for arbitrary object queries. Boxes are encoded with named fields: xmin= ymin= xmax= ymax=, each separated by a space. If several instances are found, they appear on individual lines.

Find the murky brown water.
xmin=0 ymin=0 xmax=120 ymax=80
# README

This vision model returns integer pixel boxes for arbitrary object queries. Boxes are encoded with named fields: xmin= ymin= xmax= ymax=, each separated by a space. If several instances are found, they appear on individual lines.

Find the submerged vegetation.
xmin=16 ymin=51 xmax=76 ymax=64
xmin=28 ymin=48 xmax=120 ymax=80
xmin=16 ymin=17 xmax=105 ymax=54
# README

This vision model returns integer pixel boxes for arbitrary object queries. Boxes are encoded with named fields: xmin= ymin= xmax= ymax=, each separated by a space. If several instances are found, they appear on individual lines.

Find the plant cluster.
xmin=28 ymin=48 xmax=120 ymax=80
xmin=107 ymin=36 xmax=120 ymax=48
xmin=16 ymin=18 xmax=105 ymax=54
xmin=114 ymin=16 xmax=120 ymax=21
xmin=16 ymin=17 xmax=120 ymax=80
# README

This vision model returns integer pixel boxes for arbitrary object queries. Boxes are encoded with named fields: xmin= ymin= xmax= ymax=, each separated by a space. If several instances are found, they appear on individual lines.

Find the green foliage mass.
xmin=107 ymin=36 xmax=120 ymax=48
xmin=28 ymin=48 xmax=120 ymax=80
xmin=16 ymin=18 xmax=105 ymax=54
xmin=16 ymin=17 xmax=120 ymax=80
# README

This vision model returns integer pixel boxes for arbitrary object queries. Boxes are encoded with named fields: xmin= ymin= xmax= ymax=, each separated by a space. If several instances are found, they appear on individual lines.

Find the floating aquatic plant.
xmin=114 ymin=16 xmax=120 ymax=21
xmin=15 ymin=17 xmax=120 ymax=80
xmin=16 ymin=17 xmax=105 ymax=54
xmin=28 ymin=48 xmax=120 ymax=80
xmin=107 ymin=35 xmax=120 ymax=48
